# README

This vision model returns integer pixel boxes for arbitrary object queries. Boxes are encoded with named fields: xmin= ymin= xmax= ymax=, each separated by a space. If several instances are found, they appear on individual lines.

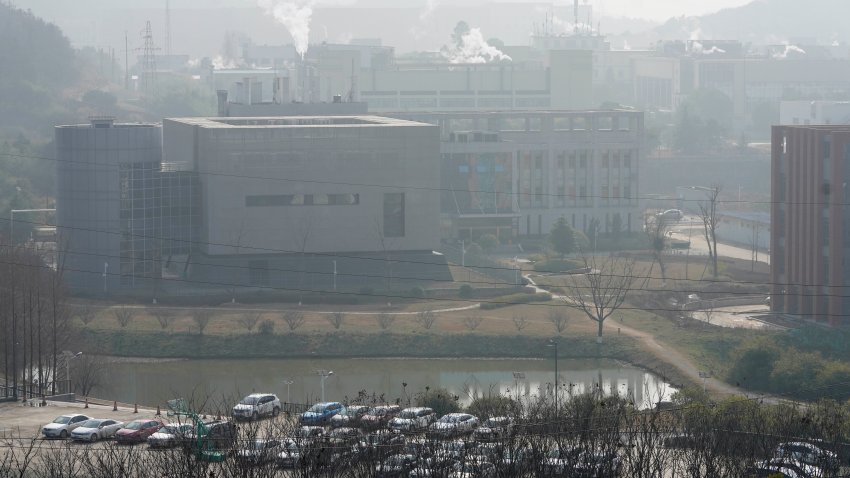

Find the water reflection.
xmin=100 ymin=357 xmax=675 ymax=410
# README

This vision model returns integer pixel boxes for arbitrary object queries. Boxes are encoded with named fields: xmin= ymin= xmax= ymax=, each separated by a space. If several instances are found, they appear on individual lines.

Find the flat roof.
xmin=166 ymin=116 xmax=430 ymax=128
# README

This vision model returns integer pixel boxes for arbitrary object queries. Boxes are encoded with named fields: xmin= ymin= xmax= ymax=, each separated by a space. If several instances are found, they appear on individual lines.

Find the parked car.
xmin=751 ymin=458 xmax=823 ymax=478
xmin=235 ymin=438 xmax=284 ymax=466
xmin=448 ymin=458 xmax=496 ymax=478
xmin=358 ymin=429 xmax=406 ymax=460
xmin=70 ymin=419 xmax=125 ymax=442
xmin=147 ymin=423 xmax=193 ymax=448
xmin=327 ymin=427 xmax=361 ymax=446
xmin=375 ymin=453 xmax=417 ymax=478
xmin=231 ymin=393 xmax=281 ymax=421
xmin=573 ymin=450 xmax=623 ymax=477
xmin=428 ymin=413 xmax=480 ymax=438
xmin=276 ymin=439 xmax=305 ymax=469
xmin=473 ymin=417 xmax=513 ymax=441
xmin=656 ymin=209 xmax=683 ymax=222
xmin=292 ymin=425 xmax=326 ymax=442
xmin=42 ymin=414 xmax=91 ymax=439
xmin=300 ymin=401 xmax=343 ymax=425
xmin=330 ymin=405 xmax=371 ymax=428
xmin=541 ymin=445 xmax=583 ymax=476
xmin=115 ymin=418 xmax=164 ymax=444
xmin=362 ymin=405 xmax=403 ymax=430
xmin=775 ymin=442 xmax=840 ymax=472
xmin=390 ymin=407 xmax=437 ymax=433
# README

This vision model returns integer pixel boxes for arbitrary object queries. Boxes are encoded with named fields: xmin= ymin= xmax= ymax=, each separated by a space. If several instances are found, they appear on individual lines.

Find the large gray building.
xmin=162 ymin=115 xmax=445 ymax=291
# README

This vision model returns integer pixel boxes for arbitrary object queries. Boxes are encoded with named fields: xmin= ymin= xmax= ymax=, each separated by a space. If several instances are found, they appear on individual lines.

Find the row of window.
xmin=245 ymin=193 xmax=360 ymax=207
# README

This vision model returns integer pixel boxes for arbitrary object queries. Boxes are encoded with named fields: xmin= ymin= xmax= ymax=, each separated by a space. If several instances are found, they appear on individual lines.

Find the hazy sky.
xmin=17 ymin=0 xmax=756 ymax=22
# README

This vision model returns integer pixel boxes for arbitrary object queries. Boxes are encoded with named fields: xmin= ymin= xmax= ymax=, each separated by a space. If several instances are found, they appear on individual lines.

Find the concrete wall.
xmin=163 ymin=117 xmax=441 ymax=257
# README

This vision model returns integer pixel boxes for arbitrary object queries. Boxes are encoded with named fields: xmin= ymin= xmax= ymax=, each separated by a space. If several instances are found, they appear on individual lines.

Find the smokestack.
xmin=574 ymin=0 xmax=579 ymax=34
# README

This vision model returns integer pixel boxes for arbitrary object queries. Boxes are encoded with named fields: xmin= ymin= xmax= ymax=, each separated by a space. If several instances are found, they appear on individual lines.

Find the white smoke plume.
xmin=691 ymin=41 xmax=726 ymax=55
xmin=444 ymin=28 xmax=512 ymax=64
xmin=773 ymin=44 xmax=807 ymax=59
xmin=258 ymin=0 xmax=314 ymax=59
xmin=212 ymin=54 xmax=241 ymax=70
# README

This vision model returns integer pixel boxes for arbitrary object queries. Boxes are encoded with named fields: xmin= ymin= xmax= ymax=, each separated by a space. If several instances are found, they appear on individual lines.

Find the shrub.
xmin=415 ymin=387 xmax=460 ymax=417
xmin=459 ymin=284 xmax=474 ymax=298
xmin=257 ymin=319 xmax=275 ymax=335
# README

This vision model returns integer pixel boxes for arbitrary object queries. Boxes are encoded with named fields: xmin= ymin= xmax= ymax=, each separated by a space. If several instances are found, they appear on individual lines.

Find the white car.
xmin=428 ymin=413 xmax=480 ymax=438
xmin=232 ymin=393 xmax=282 ymax=421
xmin=656 ymin=209 xmax=683 ymax=222
xmin=70 ymin=419 xmax=125 ymax=442
xmin=42 ymin=414 xmax=91 ymax=439
xmin=390 ymin=407 xmax=437 ymax=432
xmin=147 ymin=423 xmax=193 ymax=448
xmin=473 ymin=417 xmax=514 ymax=441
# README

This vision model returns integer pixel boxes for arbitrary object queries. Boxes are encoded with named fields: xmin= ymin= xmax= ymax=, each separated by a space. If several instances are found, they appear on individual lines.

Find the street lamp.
xmin=316 ymin=370 xmax=334 ymax=402
xmin=547 ymin=340 xmax=559 ymax=415
xmin=282 ymin=379 xmax=294 ymax=404
xmin=63 ymin=351 xmax=82 ymax=395
xmin=332 ymin=260 xmax=337 ymax=292
xmin=699 ymin=371 xmax=712 ymax=394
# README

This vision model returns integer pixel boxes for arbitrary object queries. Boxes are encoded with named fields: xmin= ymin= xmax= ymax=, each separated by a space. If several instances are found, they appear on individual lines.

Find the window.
xmin=383 ymin=193 xmax=405 ymax=237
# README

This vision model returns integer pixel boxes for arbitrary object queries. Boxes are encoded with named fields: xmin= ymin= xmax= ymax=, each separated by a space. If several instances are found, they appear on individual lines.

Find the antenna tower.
xmin=140 ymin=20 xmax=160 ymax=95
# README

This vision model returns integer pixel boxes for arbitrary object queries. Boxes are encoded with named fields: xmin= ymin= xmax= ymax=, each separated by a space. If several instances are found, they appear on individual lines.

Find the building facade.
xmin=771 ymin=125 xmax=850 ymax=325
xmin=163 ymin=115 xmax=446 ymax=290
xmin=390 ymin=110 xmax=644 ymax=241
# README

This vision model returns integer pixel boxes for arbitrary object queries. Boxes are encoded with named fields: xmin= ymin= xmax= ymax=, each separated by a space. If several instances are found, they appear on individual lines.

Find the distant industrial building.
xmin=771 ymin=125 xmax=850 ymax=325
xmin=780 ymin=101 xmax=850 ymax=126
xmin=57 ymin=115 xmax=446 ymax=293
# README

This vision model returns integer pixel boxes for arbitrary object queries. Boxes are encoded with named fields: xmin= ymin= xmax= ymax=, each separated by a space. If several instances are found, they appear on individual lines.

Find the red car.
xmin=115 ymin=419 xmax=164 ymax=444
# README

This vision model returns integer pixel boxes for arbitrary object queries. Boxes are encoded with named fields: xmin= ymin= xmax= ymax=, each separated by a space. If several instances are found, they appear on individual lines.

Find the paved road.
xmin=669 ymin=227 xmax=769 ymax=265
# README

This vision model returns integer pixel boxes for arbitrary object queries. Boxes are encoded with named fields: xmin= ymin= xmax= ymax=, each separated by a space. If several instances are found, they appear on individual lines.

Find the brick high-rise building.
xmin=771 ymin=125 xmax=850 ymax=325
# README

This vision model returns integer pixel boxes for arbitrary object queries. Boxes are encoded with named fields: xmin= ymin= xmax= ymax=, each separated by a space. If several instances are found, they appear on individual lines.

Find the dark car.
xmin=330 ymin=405 xmax=371 ymax=428
xmin=327 ymin=427 xmax=361 ymax=446
xmin=361 ymin=405 xmax=403 ymax=430
xmin=115 ymin=419 xmax=164 ymax=444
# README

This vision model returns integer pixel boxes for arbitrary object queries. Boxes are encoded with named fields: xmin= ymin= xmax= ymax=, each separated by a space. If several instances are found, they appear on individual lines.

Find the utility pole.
xmin=124 ymin=31 xmax=129 ymax=90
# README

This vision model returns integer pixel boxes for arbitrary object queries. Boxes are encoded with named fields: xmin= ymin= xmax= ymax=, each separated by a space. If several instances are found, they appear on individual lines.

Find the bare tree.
xmin=462 ymin=315 xmax=484 ymax=331
xmin=191 ymin=309 xmax=213 ymax=335
xmin=112 ymin=306 xmax=136 ymax=328
xmin=414 ymin=310 xmax=437 ymax=330
xmin=512 ymin=315 xmax=529 ymax=332
xmin=151 ymin=308 xmax=175 ymax=331
xmin=325 ymin=311 xmax=345 ymax=330
xmin=643 ymin=213 xmax=671 ymax=288
xmin=375 ymin=312 xmax=395 ymax=330
xmin=563 ymin=255 xmax=637 ymax=344
xmin=72 ymin=355 xmax=107 ymax=396
xmin=547 ymin=309 xmax=569 ymax=334
xmin=237 ymin=312 xmax=262 ymax=333
xmin=697 ymin=185 xmax=722 ymax=278
xmin=282 ymin=310 xmax=306 ymax=331
xmin=74 ymin=305 xmax=98 ymax=326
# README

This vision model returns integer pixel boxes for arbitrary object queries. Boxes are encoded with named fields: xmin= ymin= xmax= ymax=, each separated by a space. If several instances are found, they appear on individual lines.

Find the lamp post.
xmin=332 ymin=260 xmax=337 ymax=292
xmin=282 ymin=379 xmax=294 ymax=404
xmin=63 ymin=351 xmax=82 ymax=395
xmin=316 ymin=370 xmax=334 ymax=402
xmin=547 ymin=340 xmax=559 ymax=415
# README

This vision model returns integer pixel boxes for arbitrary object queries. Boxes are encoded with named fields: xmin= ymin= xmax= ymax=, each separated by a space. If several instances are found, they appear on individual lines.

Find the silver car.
xmin=42 ymin=414 xmax=91 ymax=439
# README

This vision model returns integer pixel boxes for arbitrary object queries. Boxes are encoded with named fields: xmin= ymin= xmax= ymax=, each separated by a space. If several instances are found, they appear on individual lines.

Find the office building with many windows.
xmin=771 ymin=125 xmax=850 ymax=325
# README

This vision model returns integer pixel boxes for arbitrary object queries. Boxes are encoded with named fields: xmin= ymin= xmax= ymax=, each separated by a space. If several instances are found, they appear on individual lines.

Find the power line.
xmin=0 ymin=150 xmax=803 ymax=207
